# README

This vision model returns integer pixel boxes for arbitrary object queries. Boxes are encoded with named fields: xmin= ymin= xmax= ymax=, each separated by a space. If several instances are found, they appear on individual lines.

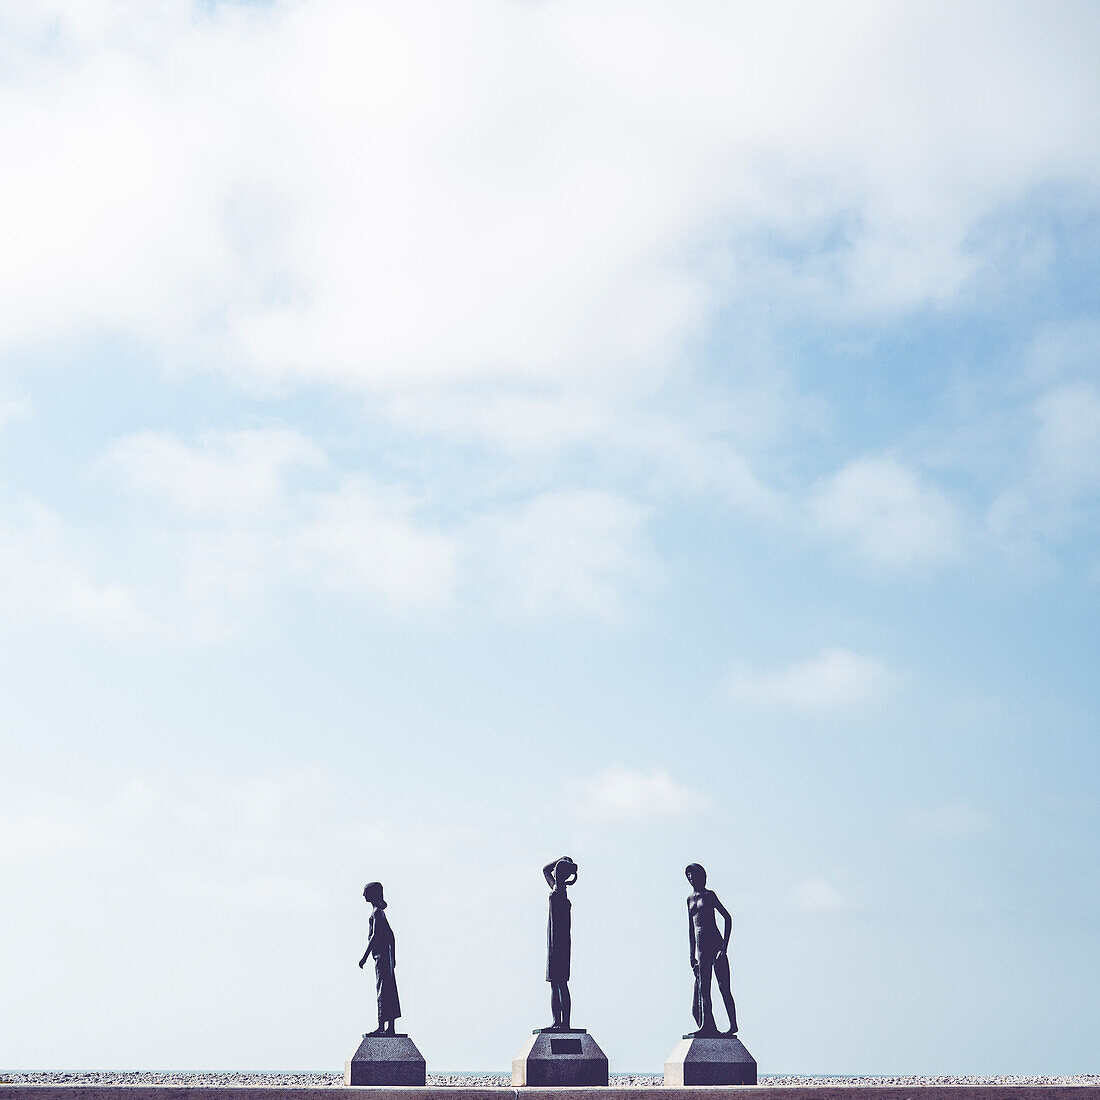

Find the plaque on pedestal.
xmin=512 ymin=1028 xmax=609 ymax=1087
xmin=344 ymin=1033 xmax=426 ymax=1086
xmin=664 ymin=1034 xmax=757 ymax=1085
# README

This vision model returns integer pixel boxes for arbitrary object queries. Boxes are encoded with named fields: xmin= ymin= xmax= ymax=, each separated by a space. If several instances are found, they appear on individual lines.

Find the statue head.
xmin=685 ymin=863 xmax=707 ymax=890
xmin=553 ymin=856 xmax=578 ymax=888
xmin=363 ymin=881 xmax=387 ymax=909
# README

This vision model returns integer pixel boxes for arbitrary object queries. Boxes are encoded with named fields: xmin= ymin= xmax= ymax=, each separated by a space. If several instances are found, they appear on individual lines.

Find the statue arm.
xmin=544 ymin=856 xmax=578 ymax=886
xmin=687 ymin=900 xmax=697 ymax=966
xmin=712 ymin=891 xmax=733 ymax=954
xmin=358 ymin=930 xmax=376 ymax=968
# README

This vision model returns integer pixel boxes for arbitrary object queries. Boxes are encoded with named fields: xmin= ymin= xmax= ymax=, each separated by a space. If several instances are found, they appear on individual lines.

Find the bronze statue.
xmin=357 ymin=881 xmax=401 ymax=1036
xmin=685 ymin=863 xmax=738 ymax=1036
xmin=543 ymin=855 xmax=578 ymax=1030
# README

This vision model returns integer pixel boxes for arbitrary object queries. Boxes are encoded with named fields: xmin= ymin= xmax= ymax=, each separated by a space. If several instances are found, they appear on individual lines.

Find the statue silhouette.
xmin=542 ymin=855 xmax=578 ymax=1030
xmin=357 ymin=881 xmax=402 ymax=1036
xmin=684 ymin=863 xmax=738 ymax=1036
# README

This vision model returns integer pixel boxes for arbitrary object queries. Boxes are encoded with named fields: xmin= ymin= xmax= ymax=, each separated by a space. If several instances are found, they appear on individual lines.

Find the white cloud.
xmin=1024 ymin=320 xmax=1100 ymax=387
xmin=789 ymin=877 xmax=847 ymax=913
xmin=465 ymin=489 xmax=650 ymax=622
xmin=580 ymin=767 xmax=704 ymax=820
xmin=90 ymin=430 xmax=648 ymax=634
xmin=103 ymin=427 xmax=327 ymax=518
xmin=0 ymin=813 xmax=92 ymax=860
xmin=164 ymin=872 xmax=332 ymax=916
xmin=1033 ymin=382 xmax=1100 ymax=498
xmin=0 ymin=390 xmax=31 ymax=428
xmin=986 ymin=381 xmax=1100 ymax=550
xmin=376 ymin=377 xmax=790 ymax=535
xmin=0 ymin=492 xmax=147 ymax=634
xmin=111 ymin=778 xmax=158 ymax=820
xmin=297 ymin=479 xmax=456 ymax=609
xmin=0 ymin=768 xmax=448 ymax=905
xmin=0 ymin=3 xmax=1096 ymax=638
xmin=728 ymin=647 xmax=898 ymax=709
xmin=811 ymin=455 xmax=965 ymax=568
xmin=905 ymin=802 xmax=991 ymax=838
xmin=0 ymin=0 xmax=1096 ymax=397
xmin=101 ymin=428 xmax=457 ymax=630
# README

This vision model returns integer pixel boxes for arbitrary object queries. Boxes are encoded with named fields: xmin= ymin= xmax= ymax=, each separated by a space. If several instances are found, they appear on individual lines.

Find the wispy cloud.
xmin=579 ymin=767 xmax=706 ymax=820
xmin=1033 ymin=382 xmax=1100 ymax=499
xmin=465 ymin=490 xmax=651 ymax=623
xmin=0 ymin=813 xmax=92 ymax=860
xmin=99 ymin=428 xmax=455 ymax=634
xmin=0 ymin=1 xmax=1095 ymax=638
xmin=728 ymin=648 xmax=899 ymax=709
xmin=0 ymin=388 xmax=31 ymax=428
xmin=987 ymin=380 xmax=1100 ymax=553
xmin=2 ymin=1 xmax=1095 ymax=388
xmin=789 ymin=877 xmax=848 ymax=913
xmin=103 ymin=427 xmax=327 ymax=518
xmin=905 ymin=802 xmax=991 ymax=838
xmin=811 ymin=456 xmax=965 ymax=569
xmin=83 ymin=429 xmax=652 ymax=635
xmin=0 ymin=491 xmax=147 ymax=635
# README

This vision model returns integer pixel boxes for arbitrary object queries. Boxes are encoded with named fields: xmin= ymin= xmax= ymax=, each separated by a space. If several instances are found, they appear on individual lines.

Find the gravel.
xmin=2 ymin=1073 xmax=1099 ymax=1087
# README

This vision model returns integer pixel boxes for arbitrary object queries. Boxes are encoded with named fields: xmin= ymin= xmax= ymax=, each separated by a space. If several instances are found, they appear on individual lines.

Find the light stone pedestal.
xmin=344 ymin=1033 xmax=426 ymax=1086
xmin=512 ymin=1028 xmax=609 ymax=1086
xmin=664 ymin=1034 xmax=757 ymax=1085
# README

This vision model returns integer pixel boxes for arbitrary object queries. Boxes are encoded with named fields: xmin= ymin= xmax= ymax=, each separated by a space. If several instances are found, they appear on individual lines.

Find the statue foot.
xmin=687 ymin=1027 xmax=720 ymax=1038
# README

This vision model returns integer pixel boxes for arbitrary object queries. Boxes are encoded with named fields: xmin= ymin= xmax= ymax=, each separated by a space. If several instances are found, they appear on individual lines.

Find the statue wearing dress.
xmin=543 ymin=855 xmax=578 ymax=1030
xmin=358 ymin=881 xmax=401 ymax=1035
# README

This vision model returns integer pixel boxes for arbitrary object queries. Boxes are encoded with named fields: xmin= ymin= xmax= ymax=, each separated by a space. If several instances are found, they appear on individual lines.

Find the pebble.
xmin=2 ymin=1073 xmax=1098 ymax=1088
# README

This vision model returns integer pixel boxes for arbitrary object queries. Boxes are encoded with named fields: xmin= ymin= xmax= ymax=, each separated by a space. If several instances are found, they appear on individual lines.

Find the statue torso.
xmin=369 ymin=909 xmax=395 ymax=960
xmin=688 ymin=889 xmax=721 ymax=948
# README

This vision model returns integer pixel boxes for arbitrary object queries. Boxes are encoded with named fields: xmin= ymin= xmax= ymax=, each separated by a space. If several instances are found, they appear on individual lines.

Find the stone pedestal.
xmin=344 ymin=1033 xmax=426 ymax=1086
xmin=512 ymin=1028 xmax=609 ymax=1086
xmin=664 ymin=1034 xmax=757 ymax=1085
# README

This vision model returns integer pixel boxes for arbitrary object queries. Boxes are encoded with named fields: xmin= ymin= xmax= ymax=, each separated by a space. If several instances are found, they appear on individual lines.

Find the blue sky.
xmin=1 ymin=0 xmax=1098 ymax=1076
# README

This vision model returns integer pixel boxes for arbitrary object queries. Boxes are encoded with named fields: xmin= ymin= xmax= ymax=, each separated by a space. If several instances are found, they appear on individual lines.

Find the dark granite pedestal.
xmin=344 ymin=1033 xmax=426 ymax=1085
xmin=512 ymin=1028 xmax=609 ymax=1086
xmin=664 ymin=1034 xmax=757 ymax=1085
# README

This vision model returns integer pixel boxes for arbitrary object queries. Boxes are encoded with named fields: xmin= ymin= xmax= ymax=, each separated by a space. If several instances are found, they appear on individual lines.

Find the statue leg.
xmin=714 ymin=952 xmax=738 ymax=1033
xmin=551 ymin=982 xmax=562 ymax=1028
xmin=689 ymin=954 xmax=716 ymax=1035
xmin=369 ymin=962 xmax=385 ymax=1035
xmin=560 ymin=981 xmax=571 ymax=1030
xmin=701 ymin=954 xmax=716 ymax=1032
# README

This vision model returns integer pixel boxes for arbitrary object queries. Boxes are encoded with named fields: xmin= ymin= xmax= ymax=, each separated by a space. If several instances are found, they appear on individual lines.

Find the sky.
xmin=0 ymin=0 xmax=1098 ymax=1077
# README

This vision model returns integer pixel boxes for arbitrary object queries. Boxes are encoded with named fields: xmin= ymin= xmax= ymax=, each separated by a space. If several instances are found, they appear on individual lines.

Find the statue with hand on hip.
xmin=684 ymin=863 xmax=738 ymax=1036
